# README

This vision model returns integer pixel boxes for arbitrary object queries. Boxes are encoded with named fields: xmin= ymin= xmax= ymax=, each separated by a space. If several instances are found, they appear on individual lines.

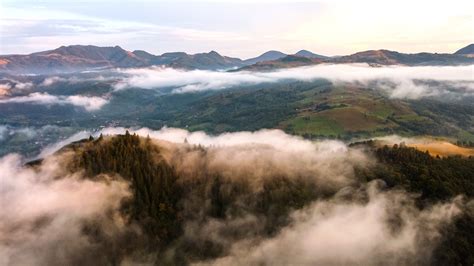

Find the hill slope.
xmin=454 ymin=43 xmax=474 ymax=55
xmin=23 ymin=132 xmax=474 ymax=265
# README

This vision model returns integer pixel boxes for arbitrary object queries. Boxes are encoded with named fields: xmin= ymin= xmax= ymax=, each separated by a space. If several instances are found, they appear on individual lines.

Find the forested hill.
xmin=40 ymin=133 xmax=473 ymax=265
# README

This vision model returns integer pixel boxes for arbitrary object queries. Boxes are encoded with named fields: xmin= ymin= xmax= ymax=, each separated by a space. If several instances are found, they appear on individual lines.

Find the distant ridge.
xmin=243 ymin=50 xmax=287 ymax=65
xmin=1 ymin=44 xmax=473 ymax=74
xmin=454 ymin=44 xmax=474 ymax=55
xmin=294 ymin=50 xmax=328 ymax=59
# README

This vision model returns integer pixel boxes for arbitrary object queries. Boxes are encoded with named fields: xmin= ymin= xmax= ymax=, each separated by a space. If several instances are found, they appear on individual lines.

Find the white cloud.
xmin=115 ymin=64 xmax=474 ymax=99
xmin=40 ymin=76 xmax=65 ymax=86
xmin=0 ymin=154 xmax=131 ymax=265
xmin=0 ymin=93 xmax=109 ymax=111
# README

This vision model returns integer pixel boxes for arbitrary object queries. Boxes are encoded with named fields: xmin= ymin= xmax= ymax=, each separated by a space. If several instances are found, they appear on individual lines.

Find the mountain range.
xmin=1 ymin=44 xmax=473 ymax=74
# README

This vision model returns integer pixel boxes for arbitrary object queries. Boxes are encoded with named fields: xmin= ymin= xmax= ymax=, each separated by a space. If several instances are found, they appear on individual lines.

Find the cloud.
xmin=0 ymin=126 xmax=468 ymax=264
xmin=114 ymin=64 xmax=474 ymax=99
xmin=0 ymin=92 xmax=109 ymax=111
xmin=40 ymin=76 xmax=65 ymax=86
xmin=0 ymin=153 xmax=132 ymax=266
xmin=39 ymin=75 xmax=114 ymax=87
xmin=38 ymin=130 xmax=92 ymax=158
xmin=0 ymin=80 xmax=33 ymax=95
xmin=0 ymin=84 xmax=11 ymax=97
xmin=204 ymin=182 xmax=462 ymax=266
xmin=0 ymin=126 xmax=37 ymax=142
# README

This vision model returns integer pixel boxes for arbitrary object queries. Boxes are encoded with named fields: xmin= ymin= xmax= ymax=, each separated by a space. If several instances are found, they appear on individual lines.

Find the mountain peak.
xmin=294 ymin=49 xmax=328 ymax=59
xmin=454 ymin=44 xmax=474 ymax=55
xmin=244 ymin=50 xmax=287 ymax=65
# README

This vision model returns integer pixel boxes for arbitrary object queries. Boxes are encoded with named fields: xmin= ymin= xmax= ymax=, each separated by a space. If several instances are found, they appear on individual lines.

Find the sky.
xmin=0 ymin=0 xmax=473 ymax=58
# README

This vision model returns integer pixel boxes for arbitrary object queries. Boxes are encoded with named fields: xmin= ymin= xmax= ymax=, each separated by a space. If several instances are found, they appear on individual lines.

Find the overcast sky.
xmin=0 ymin=0 xmax=473 ymax=58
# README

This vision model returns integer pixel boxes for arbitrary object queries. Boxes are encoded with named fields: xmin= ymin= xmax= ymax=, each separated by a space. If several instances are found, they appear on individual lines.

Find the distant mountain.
xmin=238 ymin=49 xmax=474 ymax=71
xmin=243 ymin=50 xmax=287 ymax=65
xmin=237 ymin=55 xmax=322 ymax=71
xmin=0 ymin=46 xmax=244 ymax=74
xmin=2 ymin=45 xmax=474 ymax=74
xmin=454 ymin=44 xmax=474 ymax=55
xmin=335 ymin=49 xmax=474 ymax=65
xmin=167 ymin=51 xmax=244 ymax=70
xmin=294 ymin=50 xmax=328 ymax=59
xmin=134 ymin=50 xmax=244 ymax=70
xmin=0 ymin=45 xmax=147 ymax=74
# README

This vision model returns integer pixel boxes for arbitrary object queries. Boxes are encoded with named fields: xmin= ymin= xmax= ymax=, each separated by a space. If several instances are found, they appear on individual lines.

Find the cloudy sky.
xmin=0 ymin=0 xmax=473 ymax=58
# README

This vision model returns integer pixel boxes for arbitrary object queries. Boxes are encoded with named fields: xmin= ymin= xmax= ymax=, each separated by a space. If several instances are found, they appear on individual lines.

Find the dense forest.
xmin=52 ymin=133 xmax=474 ymax=265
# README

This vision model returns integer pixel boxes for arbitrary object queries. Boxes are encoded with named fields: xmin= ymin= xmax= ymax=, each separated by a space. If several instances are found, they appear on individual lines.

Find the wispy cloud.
xmin=0 ymin=92 xmax=108 ymax=111
xmin=0 ymin=153 xmax=131 ymax=266
xmin=115 ymin=64 xmax=474 ymax=99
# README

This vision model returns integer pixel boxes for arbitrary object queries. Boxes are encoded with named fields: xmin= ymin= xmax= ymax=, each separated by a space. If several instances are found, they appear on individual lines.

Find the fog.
xmin=114 ymin=64 xmax=474 ymax=98
xmin=0 ymin=92 xmax=109 ymax=111
xmin=0 ymin=153 xmax=132 ymax=266
xmin=0 ymin=127 xmax=468 ymax=265
xmin=203 ymin=182 xmax=461 ymax=266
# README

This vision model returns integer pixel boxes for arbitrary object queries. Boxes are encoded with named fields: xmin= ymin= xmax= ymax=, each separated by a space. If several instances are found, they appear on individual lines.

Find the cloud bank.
xmin=0 ymin=92 xmax=109 ymax=111
xmin=115 ymin=64 xmax=474 ymax=99
xmin=0 ymin=127 xmax=468 ymax=265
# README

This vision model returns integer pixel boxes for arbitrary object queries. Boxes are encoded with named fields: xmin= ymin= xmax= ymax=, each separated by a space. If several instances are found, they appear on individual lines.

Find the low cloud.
xmin=0 ymin=80 xmax=33 ymax=93
xmin=38 ymin=130 xmax=92 ymax=158
xmin=205 ymin=182 xmax=461 ymax=266
xmin=0 ymin=127 xmax=468 ymax=265
xmin=114 ymin=64 xmax=474 ymax=99
xmin=40 ymin=76 xmax=66 ymax=86
xmin=0 ymin=93 xmax=109 ymax=111
xmin=0 ymin=154 xmax=132 ymax=266
xmin=40 ymin=75 xmax=113 ymax=87
xmin=0 ymin=84 xmax=12 ymax=97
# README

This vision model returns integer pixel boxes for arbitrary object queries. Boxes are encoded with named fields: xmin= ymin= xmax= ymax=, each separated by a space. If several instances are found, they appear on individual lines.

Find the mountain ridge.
xmin=1 ymin=44 xmax=473 ymax=74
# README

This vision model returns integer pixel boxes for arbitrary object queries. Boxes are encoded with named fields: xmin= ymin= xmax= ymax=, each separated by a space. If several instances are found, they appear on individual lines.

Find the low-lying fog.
xmin=0 ymin=127 xmax=468 ymax=265
xmin=0 ymin=64 xmax=473 ymax=112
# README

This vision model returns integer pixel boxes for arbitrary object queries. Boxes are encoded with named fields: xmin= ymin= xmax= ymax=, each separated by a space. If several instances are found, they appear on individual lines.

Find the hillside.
xmin=0 ymin=45 xmax=245 ymax=73
xmin=335 ymin=49 xmax=474 ymax=65
xmin=243 ymin=50 xmax=287 ymax=65
xmin=22 ymin=132 xmax=474 ymax=265
xmin=295 ymin=49 xmax=328 ymax=59
xmin=454 ymin=43 xmax=474 ymax=55
xmin=0 ymin=45 xmax=148 ymax=74
xmin=236 ymin=55 xmax=323 ymax=71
